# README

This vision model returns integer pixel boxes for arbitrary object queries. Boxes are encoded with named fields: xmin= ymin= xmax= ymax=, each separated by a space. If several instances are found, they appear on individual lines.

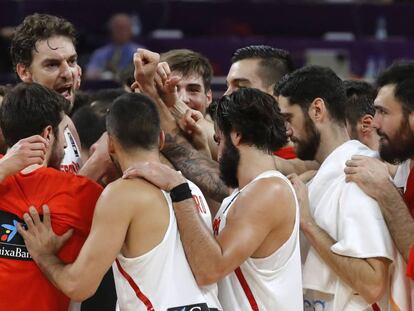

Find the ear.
xmin=309 ymin=98 xmax=327 ymax=123
xmin=41 ymin=125 xmax=53 ymax=143
xmin=360 ymin=114 xmax=374 ymax=134
xmin=230 ymin=130 xmax=242 ymax=146
xmin=16 ymin=63 xmax=33 ymax=82
xmin=205 ymin=89 xmax=213 ymax=106
xmin=159 ymin=130 xmax=165 ymax=151
xmin=408 ymin=111 xmax=414 ymax=131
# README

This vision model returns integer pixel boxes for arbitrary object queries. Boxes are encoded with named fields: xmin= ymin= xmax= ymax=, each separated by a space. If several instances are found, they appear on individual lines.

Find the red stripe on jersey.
xmin=115 ymin=259 xmax=155 ymax=311
xmin=372 ymin=303 xmax=381 ymax=311
xmin=234 ymin=267 xmax=259 ymax=311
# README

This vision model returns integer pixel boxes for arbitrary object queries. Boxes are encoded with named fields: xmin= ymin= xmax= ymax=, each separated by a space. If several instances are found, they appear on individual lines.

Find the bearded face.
xmin=219 ymin=135 xmax=240 ymax=189
xmin=378 ymin=115 xmax=414 ymax=164
xmin=292 ymin=114 xmax=321 ymax=161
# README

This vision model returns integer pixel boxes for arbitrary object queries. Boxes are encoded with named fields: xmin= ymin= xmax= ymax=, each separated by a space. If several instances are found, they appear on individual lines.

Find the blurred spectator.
xmin=85 ymin=14 xmax=142 ymax=80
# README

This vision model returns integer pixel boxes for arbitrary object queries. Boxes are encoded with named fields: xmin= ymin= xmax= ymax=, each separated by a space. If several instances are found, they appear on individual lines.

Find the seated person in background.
xmin=86 ymin=13 xmax=142 ymax=80
xmin=0 ymin=83 xmax=102 ymax=311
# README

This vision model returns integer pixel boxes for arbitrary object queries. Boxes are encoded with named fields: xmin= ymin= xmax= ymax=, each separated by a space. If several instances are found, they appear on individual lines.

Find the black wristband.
xmin=170 ymin=182 xmax=193 ymax=202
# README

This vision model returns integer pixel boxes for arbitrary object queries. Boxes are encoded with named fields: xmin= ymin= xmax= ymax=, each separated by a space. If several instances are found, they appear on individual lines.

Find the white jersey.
xmin=393 ymin=159 xmax=411 ymax=192
xmin=60 ymin=126 xmax=82 ymax=174
xmin=213 ymin=170 xmax=303 ymax=311
xmin=113 ymin=180 xmax=221 ymax=311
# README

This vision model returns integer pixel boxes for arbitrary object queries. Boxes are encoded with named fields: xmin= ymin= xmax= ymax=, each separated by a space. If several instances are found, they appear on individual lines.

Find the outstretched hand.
xmin=17 ymin=205 xmax=73 ymax=262
xmin=122 ymin=161 xmax=186 ymax=191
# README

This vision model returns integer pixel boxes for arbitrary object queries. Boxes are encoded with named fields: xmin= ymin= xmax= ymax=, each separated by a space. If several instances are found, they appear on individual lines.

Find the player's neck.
xmin=316 ymin=124 xmax=349 ymax=164
xmin=117 ymin=150 xmax=160 ymax=173
xmin=237 ymin=146 xmax=276 ymax=189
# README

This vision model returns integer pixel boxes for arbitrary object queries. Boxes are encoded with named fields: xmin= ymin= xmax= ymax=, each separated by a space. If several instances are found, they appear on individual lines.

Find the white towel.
xmin=303 ymin=140 xmax=411 ymax=310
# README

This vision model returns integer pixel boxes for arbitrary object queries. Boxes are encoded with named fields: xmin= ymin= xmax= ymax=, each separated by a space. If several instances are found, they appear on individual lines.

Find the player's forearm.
xmin=78 ymin=154 xmax=105 ymax=181
xmin=375 ymin=182 xmax=414 ymax=261
xmin=173 ymin=198 xmax=228 ymax=286
xmin=301 ymin=220 xmax=388 ymax=304
xmin=0 ymin=162 xmax=8 ymax=182
xmin=162 ymin=132 xmax=228 ymax=205
xmin=36 ymin=254 xmax=96 ymax=301
xmin=276 ymin=157 xmax=319 ymax=176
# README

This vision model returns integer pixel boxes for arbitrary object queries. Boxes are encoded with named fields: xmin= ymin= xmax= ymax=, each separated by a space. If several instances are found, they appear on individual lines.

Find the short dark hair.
xmin=72 ymin=100 xmax=110 ymax=150
xmin=0 ymin=83 xmax=65 ymax=147
xmin=343 ymin=80 xmax=376 ymax=128
xmin=161 ymin=49 xmax=213 ymax=91
xmin=377 ymin=61 xmax=414 ymax=113
xmin=275 ymin=65 xmax=347 ymax=124
xmin=215 ymin=88 xmax=288 ymax=153
xmin=231 ymin=45 xmax=294 ymax=89
xmin=10 ymin=13 xmax=77 ymax=68
xmin=106 ymin=93 xmax=160 ymax=151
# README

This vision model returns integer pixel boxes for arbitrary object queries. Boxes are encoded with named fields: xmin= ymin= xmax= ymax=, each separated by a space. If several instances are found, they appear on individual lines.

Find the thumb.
xmin=165 ymin=76 xmax=181 ymax=93
xmin=58 ymin=228 xmax=74 ymax=247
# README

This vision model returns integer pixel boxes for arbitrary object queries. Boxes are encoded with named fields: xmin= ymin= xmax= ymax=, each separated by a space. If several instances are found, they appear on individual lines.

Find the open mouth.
xmin=55 ymin=86 xmax=72 ymax=100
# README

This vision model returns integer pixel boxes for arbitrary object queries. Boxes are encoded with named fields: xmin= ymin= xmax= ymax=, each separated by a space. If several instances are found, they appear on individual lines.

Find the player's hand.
xmin=154 ymin=62 xmax=181 ymax=108
xmin=344 ymin=155 xmax=391 ymax=199
xmin=288 ymin=173 xmax=314 ymax=227
xmin=122 ymin=161 xmax=186 ymax=191
xmin=17 ymin=205 xmax=73 ymax=261
xmin=133 ymin=48 xmax=160 ymax=98
xmin=178 ymin=109 xmax=211 ymax=156
xmin=0 ymin=135 xmax=48 ymax=180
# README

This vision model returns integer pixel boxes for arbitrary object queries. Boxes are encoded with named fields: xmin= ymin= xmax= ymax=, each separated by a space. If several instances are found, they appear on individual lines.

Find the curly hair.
xmin=10 ymin=13 xmax=77 ymax=68
xmin=215 ymin=88 xmax=288 ymax=153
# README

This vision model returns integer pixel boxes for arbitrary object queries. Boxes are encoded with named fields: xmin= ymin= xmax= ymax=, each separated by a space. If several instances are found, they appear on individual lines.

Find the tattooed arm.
xmin=161 ymin=132 xmax=229 ymax=209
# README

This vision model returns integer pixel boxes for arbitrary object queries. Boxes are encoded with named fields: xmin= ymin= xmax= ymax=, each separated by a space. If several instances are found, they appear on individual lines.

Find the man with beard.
xmin=345 ymin=61 xmax=414 ymax=283
xmin=122 ymin=88 xmax=303 ymax=310
xmin=134 ymin=47 xmax=317 ymax=205
xmin=276 ymin=66 xmax=410 ymax=310
xmin=10 ymin=13 xmax=111 ymax=180
xmin=0 ymin=83 xmax=102 ymax=311
xmin=17 ymin=93 xmax=222 ymax=311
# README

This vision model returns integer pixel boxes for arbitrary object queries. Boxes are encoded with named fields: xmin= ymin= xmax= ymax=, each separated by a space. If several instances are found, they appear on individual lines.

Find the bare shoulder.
xmin=97 ymin=177 xmax=165 ymax=212
xmin=244 ymin=176 xmax=294 ymax=203
xmin=235 ymin=176 xmax=296 ymax=217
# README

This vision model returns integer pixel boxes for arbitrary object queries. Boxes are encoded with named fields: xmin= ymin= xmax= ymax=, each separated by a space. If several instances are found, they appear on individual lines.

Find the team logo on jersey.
xmin=167 ymin=303 xmax=219 ymax=311
xmin=0 ymin=211 xmax=32 ymax=261
xmin=213 ymin=217 xmax=221 ymax=236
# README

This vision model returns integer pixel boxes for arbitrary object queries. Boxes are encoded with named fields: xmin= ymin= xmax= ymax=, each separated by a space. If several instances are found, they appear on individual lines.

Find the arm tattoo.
xmin=162 ymin=132 xmax=228 ymax=204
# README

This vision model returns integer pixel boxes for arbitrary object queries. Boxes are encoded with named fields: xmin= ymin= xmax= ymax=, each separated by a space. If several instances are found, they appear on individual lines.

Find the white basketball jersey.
xmin=213 ymin=170 xmax=303 ymax=311
xmin=113 ymin=180 xmax=221 ymax=311
xmin=60 ymin=126 xmax=82 ymax=174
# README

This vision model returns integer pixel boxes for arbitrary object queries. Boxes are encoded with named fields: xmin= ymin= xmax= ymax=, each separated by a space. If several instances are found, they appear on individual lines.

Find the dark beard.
xmin=49 ymin=139 xmax=64 ymax=169
xmin=219 ymin=137 xmax=240 ymax=189
xmin=379 ymin=117 xmax=414 ymax=164
xmin=294 ymin=116 xmax=321 ymax=161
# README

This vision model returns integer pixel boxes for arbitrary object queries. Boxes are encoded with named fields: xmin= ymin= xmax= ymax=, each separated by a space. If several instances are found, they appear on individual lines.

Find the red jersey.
xmin=404 ymin=166 xmax=414 ymax=280
xmin=273 ymin=146 xmax=297 ymax=160
xmin=0 ymin=166 xmax=102 ymax=311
